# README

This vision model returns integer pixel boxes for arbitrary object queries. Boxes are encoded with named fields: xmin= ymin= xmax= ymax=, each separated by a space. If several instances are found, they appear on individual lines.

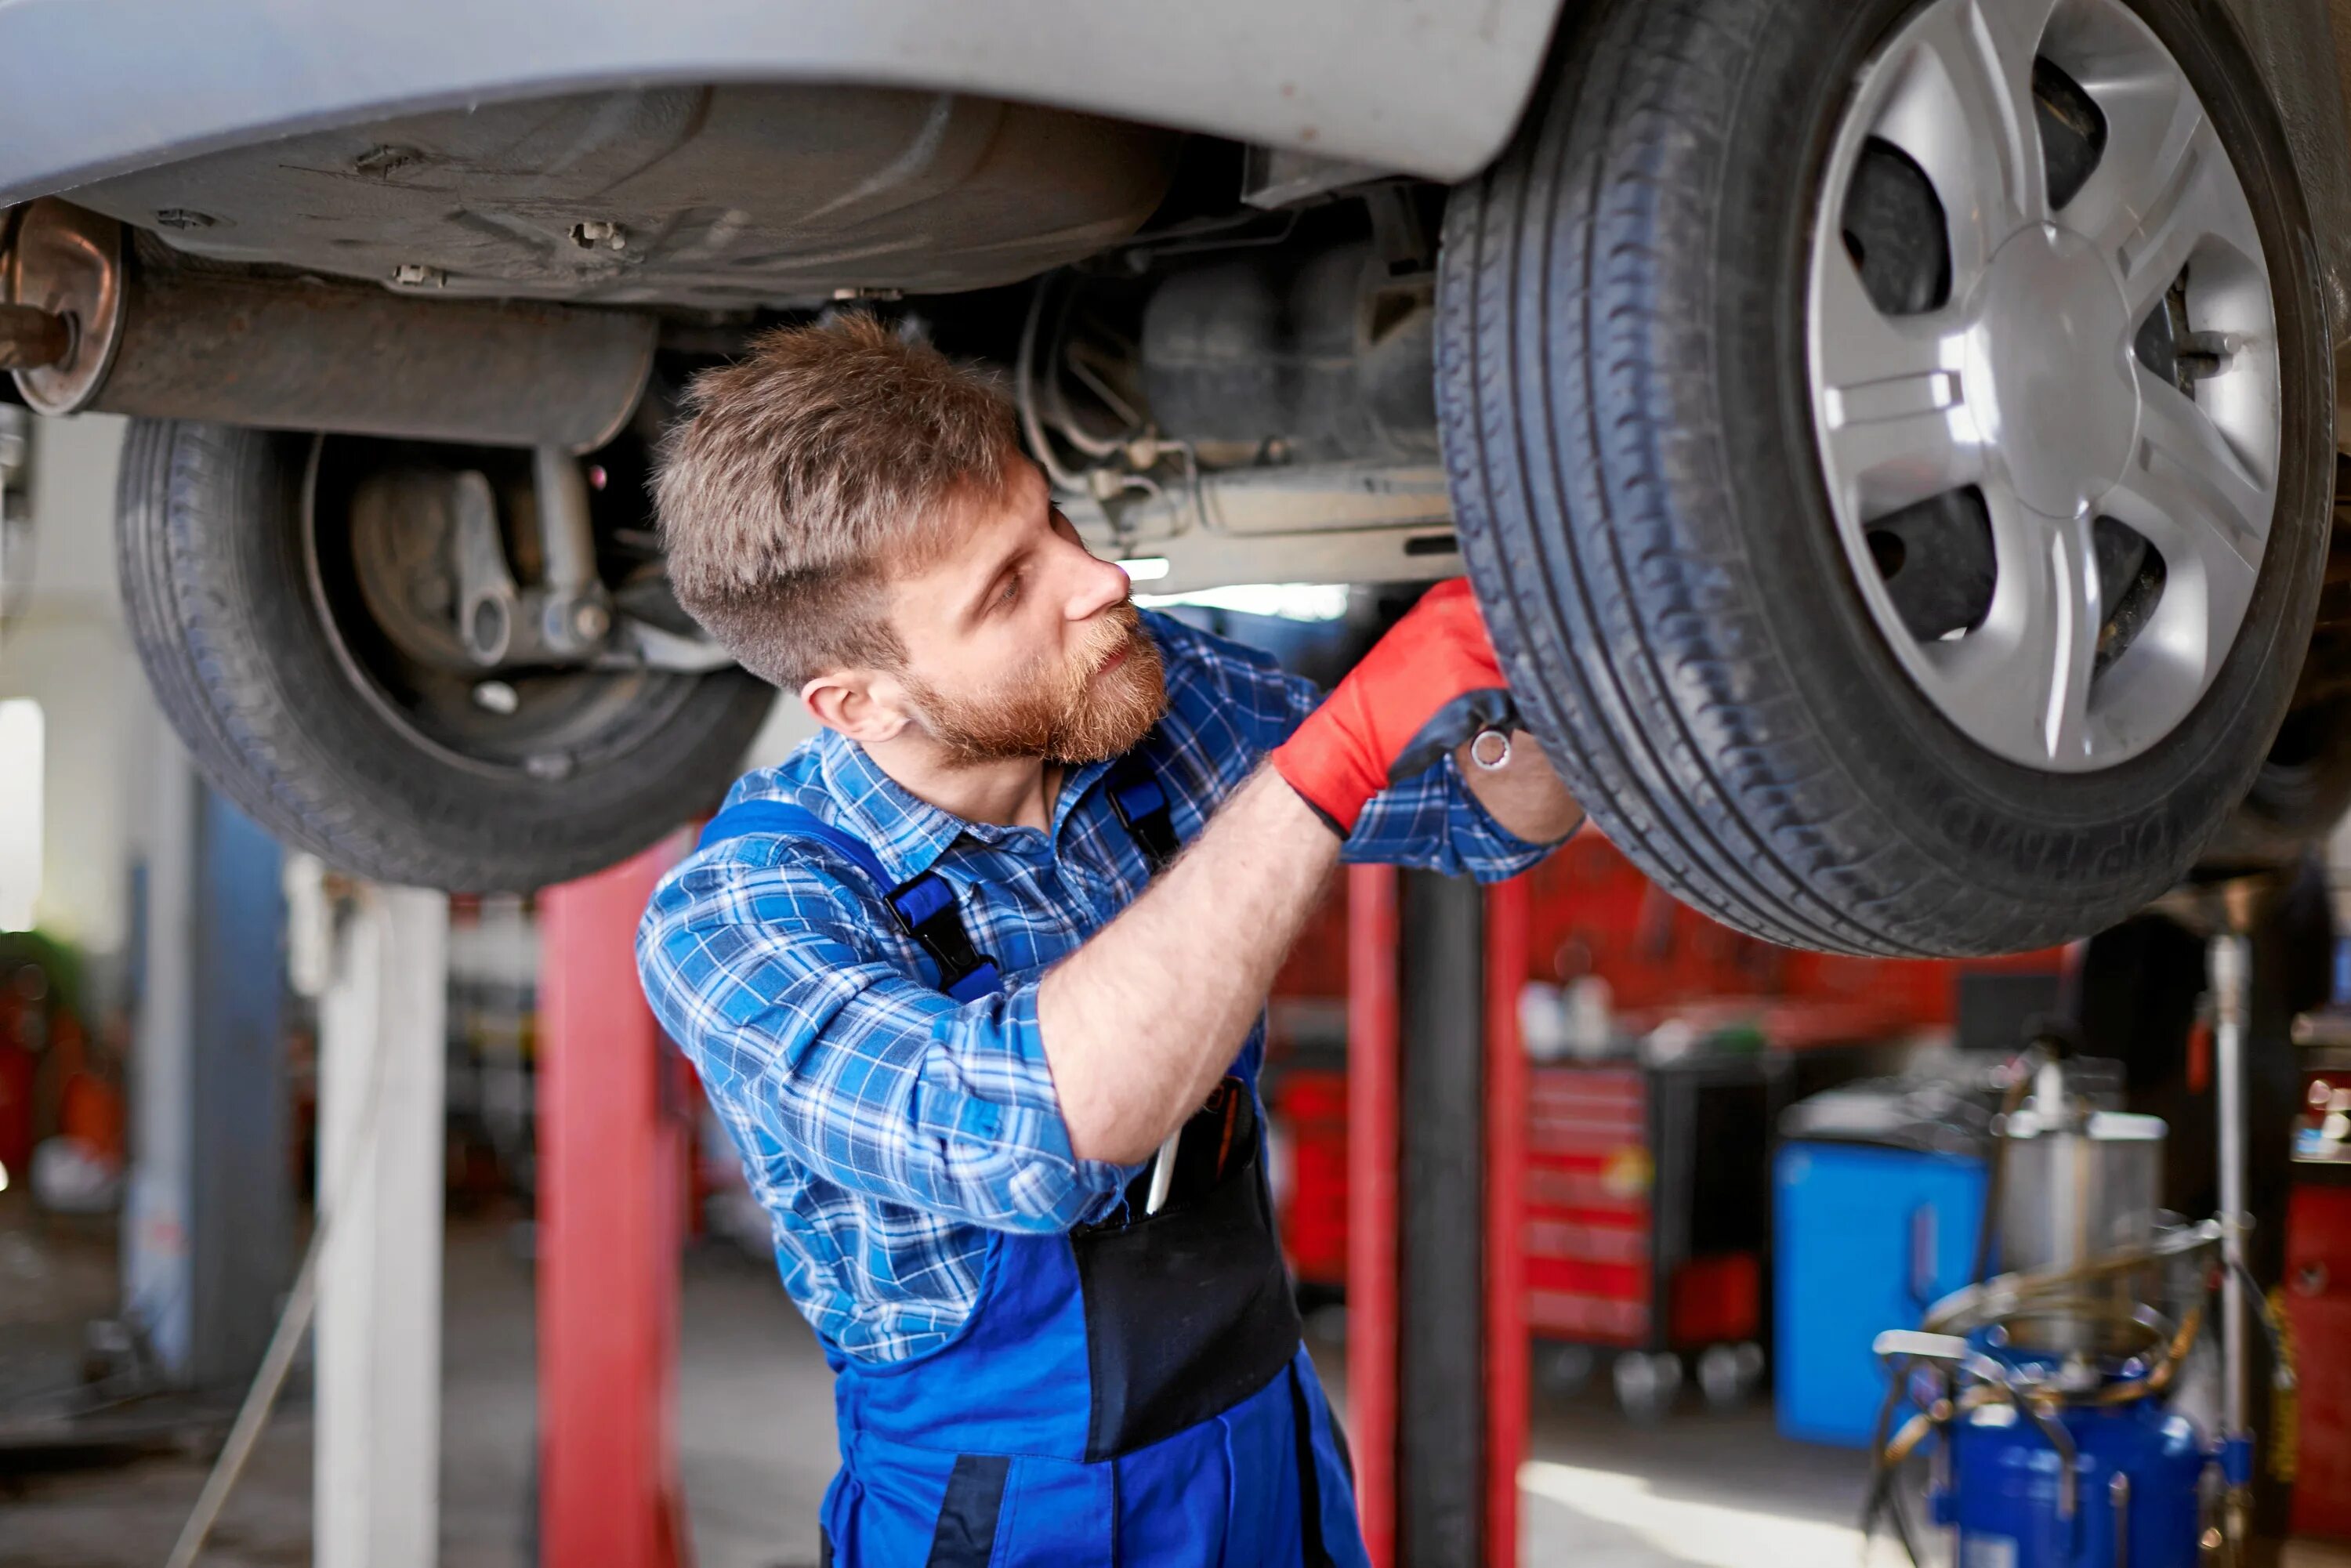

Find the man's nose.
xmin=1067 ymin=549 xmax=1134 ymax=621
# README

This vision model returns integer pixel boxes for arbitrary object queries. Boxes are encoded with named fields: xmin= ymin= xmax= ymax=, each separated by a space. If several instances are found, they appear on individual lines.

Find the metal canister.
xmin=1998 ymin=1107 xmax=2166 ymax=1353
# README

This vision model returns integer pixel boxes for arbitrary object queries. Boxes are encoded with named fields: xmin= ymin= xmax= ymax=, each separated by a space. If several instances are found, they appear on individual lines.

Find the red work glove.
xmin=1270 ymin=579 xmax=1520 ymax=835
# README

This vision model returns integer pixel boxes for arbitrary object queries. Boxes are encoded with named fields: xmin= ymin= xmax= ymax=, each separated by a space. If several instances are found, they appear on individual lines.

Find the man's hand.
xmin=1270 ymin=580 xmax=1517 ymax=835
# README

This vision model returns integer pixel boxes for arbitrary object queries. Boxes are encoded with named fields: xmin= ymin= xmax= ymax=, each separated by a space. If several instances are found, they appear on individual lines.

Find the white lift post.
xmin=306 ymin=872 xmax=449 ymax=1568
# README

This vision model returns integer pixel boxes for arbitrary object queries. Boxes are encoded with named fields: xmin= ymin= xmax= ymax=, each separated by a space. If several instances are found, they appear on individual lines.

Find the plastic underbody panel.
xmin=61 ymin=85 xmax=1184 ymax=308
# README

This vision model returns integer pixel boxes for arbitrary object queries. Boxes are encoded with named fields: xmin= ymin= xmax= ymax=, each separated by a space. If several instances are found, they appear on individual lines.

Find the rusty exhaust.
xmin=2 ymin=200 xmax=654 ymax=452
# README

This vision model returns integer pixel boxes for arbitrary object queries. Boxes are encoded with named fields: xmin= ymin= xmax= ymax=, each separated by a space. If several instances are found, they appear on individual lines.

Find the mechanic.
xmin=636 ymin=314 xmax=1583 ymax=1566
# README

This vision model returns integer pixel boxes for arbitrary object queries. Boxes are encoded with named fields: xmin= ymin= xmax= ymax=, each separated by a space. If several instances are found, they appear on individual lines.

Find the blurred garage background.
xmin=3 ymin=408 xmax=2349 ymax=1566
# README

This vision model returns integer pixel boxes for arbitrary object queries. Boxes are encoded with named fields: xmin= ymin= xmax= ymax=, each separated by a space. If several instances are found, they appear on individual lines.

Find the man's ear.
xmin=801 ymin=668 xmax=915 ymax=744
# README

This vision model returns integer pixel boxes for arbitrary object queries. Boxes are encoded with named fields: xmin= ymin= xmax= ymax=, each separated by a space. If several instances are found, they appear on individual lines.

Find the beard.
xmin=905 ymin=603 xmax=1168 ymax=767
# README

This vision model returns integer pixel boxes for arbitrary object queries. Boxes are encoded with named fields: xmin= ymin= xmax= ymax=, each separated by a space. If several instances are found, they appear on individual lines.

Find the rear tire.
xmin=1437 ymin=0 xmax=2331 ymax=955
xmin=2200 ymin=693 xmax=2351 ymax=868
xmin=117 ymin=419 xmax=773 ymax=891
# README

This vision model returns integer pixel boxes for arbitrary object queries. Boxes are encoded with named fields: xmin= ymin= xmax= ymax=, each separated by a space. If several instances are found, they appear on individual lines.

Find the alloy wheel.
xmin=1808 ymin=0 xmax=2280 ymax=771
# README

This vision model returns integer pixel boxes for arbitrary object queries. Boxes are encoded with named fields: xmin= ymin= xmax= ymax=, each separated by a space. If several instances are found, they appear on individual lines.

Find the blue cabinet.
xmin=1773 ymin=1141 xmax=1986 ymax=1446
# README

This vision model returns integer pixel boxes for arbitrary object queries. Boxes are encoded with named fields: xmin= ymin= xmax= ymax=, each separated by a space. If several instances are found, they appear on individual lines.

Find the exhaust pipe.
xmin=2 ymin=200 xmax=653 ymax=452
xmin=0 ymin=301 xmax=69 ymax=370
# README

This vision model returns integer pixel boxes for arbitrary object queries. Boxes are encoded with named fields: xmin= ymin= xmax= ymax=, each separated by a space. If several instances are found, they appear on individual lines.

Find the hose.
xmin=1858 ymin=1356 xmax=1935 ymax=1565
xmin=2088 ymin=1302 xmax=2202 ymax=1407
xmin=1014 ymin=280 xmax=1093 ymax=495
xmin=162 ymin=1221 xmax=331 ymax=1568
xmin=1882 ymin=1484 xmax=1925 ymax=1567
xmin=2227 ymin=1257 xmax=2296 ymax=1392
xmin=1925 ymin=1219 xmax=2225 ymax=1337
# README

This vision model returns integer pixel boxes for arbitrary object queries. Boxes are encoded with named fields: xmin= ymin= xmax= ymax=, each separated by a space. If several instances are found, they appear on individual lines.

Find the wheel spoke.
xmin=2103 ymin=369 xmax=2268 ymax=638
xmin=1929 ymin=493 xmax=2099 ymax=764
xmin=2094 ymin=113 xmax=2261 ymax=321
xmin=2060 ymin=42 xmax=2198 ymax=238
xmin=2036 ymin=512 xmax=2104 ymax=764
xmin=1813 ymin=251 xmax=1980 ymax=516
xmin=1873 ymin=0 xmax=2056 ymax=279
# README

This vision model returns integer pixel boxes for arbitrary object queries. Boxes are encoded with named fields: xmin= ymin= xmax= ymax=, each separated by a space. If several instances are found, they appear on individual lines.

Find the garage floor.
xmin=3 ymin=1210 xmax=2346 ymax=1568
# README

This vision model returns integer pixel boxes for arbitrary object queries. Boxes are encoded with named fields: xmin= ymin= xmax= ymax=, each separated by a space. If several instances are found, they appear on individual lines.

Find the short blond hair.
xmin=654 ymin=313 xmax=1021 ymax=686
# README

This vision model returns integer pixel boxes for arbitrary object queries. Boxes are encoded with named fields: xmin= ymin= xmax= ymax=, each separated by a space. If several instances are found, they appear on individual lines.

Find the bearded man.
xmin=636 ymin=314 xmax=1581 ymax=1567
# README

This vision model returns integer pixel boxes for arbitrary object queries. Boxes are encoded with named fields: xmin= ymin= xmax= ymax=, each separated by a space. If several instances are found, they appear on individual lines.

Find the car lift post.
xmin=538 ymin=839 xmax=694 ymax=1568
xmin=1483 ymin=871 xmax=1531 ymax=1564
xmin=313 ymin=882 xmax=449 ymax=1568
xmin=122 ymin=770 xmax=292 ymax=1390
xmin=1347 ymin=864 xmax=1530 ymax=1566
xmin=1347 ymin=865 xmax=1400 ymax=1566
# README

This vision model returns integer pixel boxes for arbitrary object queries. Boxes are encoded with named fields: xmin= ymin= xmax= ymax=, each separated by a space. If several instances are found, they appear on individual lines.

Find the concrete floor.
xmin=4 ymin=1209 xmax=2345 ymax=1568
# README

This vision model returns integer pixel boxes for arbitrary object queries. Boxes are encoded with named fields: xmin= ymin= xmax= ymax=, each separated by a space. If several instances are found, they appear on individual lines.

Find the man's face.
xmin=882 ymin=462 xmax=1167 ymax=766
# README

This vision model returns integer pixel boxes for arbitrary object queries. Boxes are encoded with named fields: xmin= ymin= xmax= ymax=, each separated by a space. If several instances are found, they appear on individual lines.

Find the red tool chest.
xmin=1523 ymin=1067 xmax=1650 ymax=1343
xmin=1273 ymin=1059 xmax=1777 ymax=1361
xmin=1522 ymin=1059 xmax=1778 ymax=1356
xmin=2288 ymin=1177 xmax=2351 ymax=1540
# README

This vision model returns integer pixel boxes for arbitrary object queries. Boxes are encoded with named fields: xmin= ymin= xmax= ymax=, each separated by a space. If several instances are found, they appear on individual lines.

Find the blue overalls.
xmin=700 ymin=756 xmax=1367 ymax=1568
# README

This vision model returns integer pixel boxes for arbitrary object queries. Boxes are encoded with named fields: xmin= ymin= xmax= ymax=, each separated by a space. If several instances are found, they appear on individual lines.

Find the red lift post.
xmin=1484 ymin=875 xmax=1531 ymax=1563
xmin=1347 ymin=864 xmax=1400 ymax=1566
xmin=538 ymin=839 xmax=694 ymax=1568
xmin=1346 ymin=863 xmax=1531 ymax=1567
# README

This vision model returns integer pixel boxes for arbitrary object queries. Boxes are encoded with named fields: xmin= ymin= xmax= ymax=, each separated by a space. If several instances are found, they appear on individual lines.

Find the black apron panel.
xmin=1074 ymin=1085 xmax=1305 ymax=1462
xmin=924 ymin=1453 xmax=1011 ymax=1568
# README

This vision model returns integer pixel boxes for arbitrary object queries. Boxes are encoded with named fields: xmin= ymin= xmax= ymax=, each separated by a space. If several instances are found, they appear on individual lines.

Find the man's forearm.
xmin=1037 ymin=768 xmax=1339 ymax=1165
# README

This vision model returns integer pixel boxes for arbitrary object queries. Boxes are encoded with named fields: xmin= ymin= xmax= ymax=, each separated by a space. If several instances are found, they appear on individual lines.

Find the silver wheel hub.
xmin=1809 ymin=0 xmax=2280 ymax=773
xmin=1971 ymin=223 xmax=2134 ymax=519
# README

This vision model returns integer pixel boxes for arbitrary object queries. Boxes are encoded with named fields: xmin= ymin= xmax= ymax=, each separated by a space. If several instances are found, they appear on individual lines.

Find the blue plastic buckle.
xmin=885 ymin=870 xmax=1003 ymax=1003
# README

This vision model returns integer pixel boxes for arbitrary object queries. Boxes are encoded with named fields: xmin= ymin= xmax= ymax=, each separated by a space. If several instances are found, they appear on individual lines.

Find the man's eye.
xmin=998 ymin=574 xmax=1021 ymax=607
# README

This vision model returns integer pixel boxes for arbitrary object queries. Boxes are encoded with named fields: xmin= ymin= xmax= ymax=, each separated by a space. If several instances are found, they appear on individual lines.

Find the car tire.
xmin=2198 ymin=691 xmax=2351 ymax=868
xmin=1438 ymin=0 xmax=2332 ymax=955
xmin=117 ymin=419 xmax=774 ymax=891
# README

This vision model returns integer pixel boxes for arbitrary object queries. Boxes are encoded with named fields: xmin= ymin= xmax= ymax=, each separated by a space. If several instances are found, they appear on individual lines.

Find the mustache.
xmin=1072 ymin=602 xmax=1144 ymax=680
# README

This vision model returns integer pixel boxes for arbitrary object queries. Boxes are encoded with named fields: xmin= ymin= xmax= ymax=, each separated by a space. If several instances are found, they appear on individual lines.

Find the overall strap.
xmin=1103 ymin=751 xmax=1181 ymax=872
xmin=698 ymin=752 xmax=1179 ymax=1006
xmin=699 ymin=800 xmax=1004 ymax=1004
xmin=699 ymin=800 xmax=889 ymax=882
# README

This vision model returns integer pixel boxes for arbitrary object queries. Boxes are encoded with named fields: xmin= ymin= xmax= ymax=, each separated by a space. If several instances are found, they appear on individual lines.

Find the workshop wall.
xmin=0 ymin=412 xmax=161 ymax=976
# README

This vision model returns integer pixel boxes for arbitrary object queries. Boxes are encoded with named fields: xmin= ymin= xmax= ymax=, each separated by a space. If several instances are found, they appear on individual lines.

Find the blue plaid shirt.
xmin=637 ymin=612 xmax=1556 ymax=1363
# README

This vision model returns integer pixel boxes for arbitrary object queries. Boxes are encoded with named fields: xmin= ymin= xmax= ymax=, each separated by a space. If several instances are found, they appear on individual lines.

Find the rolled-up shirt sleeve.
xmin=638 ymin=856 xmax=1128 ymax=1234
xmin=1341 ymin=747 xmax=1566 ymax=881
xmin=1253 ymin=659 xmax=1567 ymax=883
